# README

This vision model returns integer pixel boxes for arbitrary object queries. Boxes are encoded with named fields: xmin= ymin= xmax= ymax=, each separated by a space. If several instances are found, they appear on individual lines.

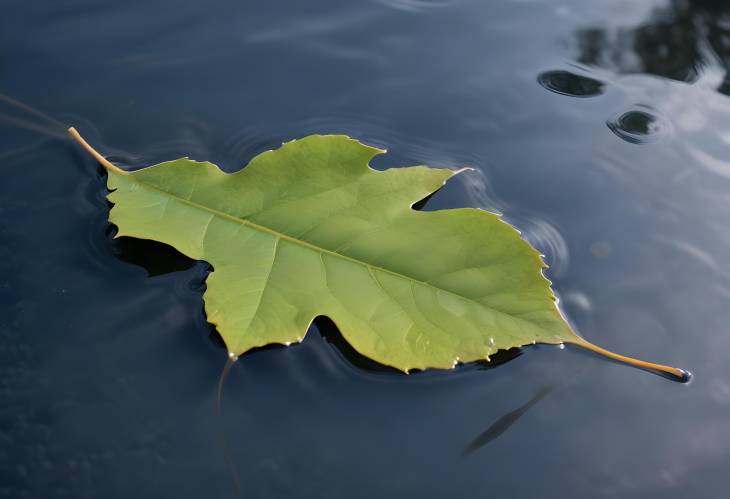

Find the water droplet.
xmin=607 ymin=105 xmax=671 ymax=144
xmin=537 ymin=70 xmax=605 ymax=97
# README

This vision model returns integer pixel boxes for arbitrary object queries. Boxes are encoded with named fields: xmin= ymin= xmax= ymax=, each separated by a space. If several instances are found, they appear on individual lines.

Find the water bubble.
xmin=607 ymin=105 xmax=671 ymax=144
xmin=537 ymin=70 xmax=605 ymax=97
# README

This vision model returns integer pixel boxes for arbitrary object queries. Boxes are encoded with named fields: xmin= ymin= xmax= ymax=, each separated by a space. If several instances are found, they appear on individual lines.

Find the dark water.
xmin=2 ymin=0 xmax=729 ymax=497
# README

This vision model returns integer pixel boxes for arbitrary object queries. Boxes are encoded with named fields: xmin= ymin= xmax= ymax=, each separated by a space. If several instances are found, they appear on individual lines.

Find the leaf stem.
xmin=569 ymin=338 xmax=689 ymax=381
xmin=67 ymin=126 xmax=127 ymax=175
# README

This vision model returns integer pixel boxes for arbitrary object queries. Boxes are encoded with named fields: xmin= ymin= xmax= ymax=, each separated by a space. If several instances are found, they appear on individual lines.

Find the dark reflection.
xmin=474 ymin=347 xmax=522 ymax=370
xmin=316 ymin=316 xmax=524 ymax=373
xmin=411 ymin=181 xmax=449 ymax=211
xmin=211 ymin=314 xmax=524 ymax=373
xmin=111 ymin=235 xmax=196 ymax=276
xmin=575 ymin=0 xmax=730 ymax=93
xmin=537 ymin=70 xmax=605 ymax=97
xmin=462 ymin=385 xmax=555 ymax=456
xmin=411 ymin=191 xmax=437 ymax=211
xmin=208 ymin=328 xmax=228 ymax=351
xmin=315 ymin=316 xmax=402 ymax=373
xmin=606 ymin=106 xmax=670 ymax=144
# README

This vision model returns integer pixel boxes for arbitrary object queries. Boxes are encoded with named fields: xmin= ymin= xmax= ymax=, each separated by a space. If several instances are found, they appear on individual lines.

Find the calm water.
xmin=2 ymin=0 xmax=729 ymax=497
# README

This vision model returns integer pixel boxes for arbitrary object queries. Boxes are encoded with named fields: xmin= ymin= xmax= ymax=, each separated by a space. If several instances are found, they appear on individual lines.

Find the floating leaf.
xmin=68 ymin=127 xmax=686 ymax=380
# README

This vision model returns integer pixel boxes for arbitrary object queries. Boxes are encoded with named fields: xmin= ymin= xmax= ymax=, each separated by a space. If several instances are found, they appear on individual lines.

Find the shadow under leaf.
xmin=111 ymin=235 xmax=196 ymax=277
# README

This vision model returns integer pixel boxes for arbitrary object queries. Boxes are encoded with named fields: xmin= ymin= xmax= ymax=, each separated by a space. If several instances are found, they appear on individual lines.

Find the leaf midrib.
xmin=120 ymin=171 xmax=560 ymax=334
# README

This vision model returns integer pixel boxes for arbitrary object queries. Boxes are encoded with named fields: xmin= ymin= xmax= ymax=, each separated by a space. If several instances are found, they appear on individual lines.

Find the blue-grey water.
xmin=1 ymin=0 xmax=729 ymax=498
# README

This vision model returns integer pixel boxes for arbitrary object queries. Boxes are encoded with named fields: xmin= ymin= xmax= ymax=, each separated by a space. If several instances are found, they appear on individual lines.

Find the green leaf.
xmin=69 ymin=127 xmax=686 ymax=380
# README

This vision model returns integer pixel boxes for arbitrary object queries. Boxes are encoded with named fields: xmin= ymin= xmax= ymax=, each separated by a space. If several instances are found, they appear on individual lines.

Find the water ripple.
xmin=607 ymin=104 xmax=672 ymax=144
xmin=375 ymin=0 xmax=460 ymax=13
xmin=457 ymin=167 xmax=508 ymax=214
xmin=517 ymin=217 xmax=571 ymax=278
xmin=687 ymin=144 xmax=730 ymax=181
xmin=537 ymin=70 xmax=606 ymax=97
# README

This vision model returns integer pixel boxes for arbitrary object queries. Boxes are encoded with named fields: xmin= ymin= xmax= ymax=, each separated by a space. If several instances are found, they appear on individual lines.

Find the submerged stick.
xmin=216 ymin=354 xmax=242 ymax=494
xmin=463 ymin=384 xmax=555 ymax=456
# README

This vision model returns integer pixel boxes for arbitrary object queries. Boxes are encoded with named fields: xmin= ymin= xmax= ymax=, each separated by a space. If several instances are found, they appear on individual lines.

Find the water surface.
xmin=2 ymin=0 xmax=729 ymax=498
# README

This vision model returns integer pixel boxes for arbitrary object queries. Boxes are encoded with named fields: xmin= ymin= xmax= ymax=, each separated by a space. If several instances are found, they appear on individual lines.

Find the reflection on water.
xmin=575 ymin=0 xmax=730 ymax=92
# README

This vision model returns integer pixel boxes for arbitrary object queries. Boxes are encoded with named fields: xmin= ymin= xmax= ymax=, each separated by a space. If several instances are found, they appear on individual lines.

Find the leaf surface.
xmin=69 ymin=128 xmax=687 ymax=379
